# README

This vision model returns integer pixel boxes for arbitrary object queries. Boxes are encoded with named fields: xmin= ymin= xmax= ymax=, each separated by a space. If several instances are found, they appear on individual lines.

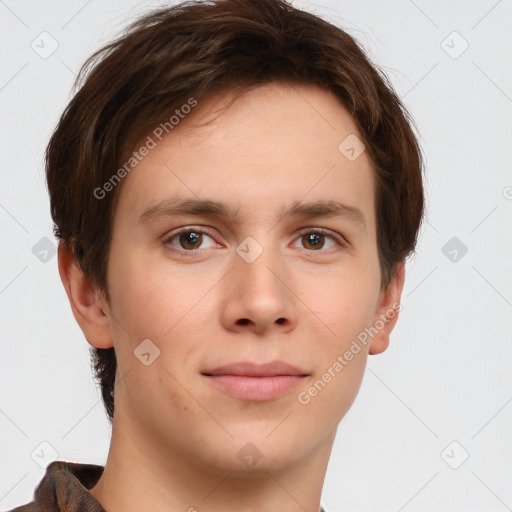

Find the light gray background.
xmin=1 ymin=0 xmax=511 ymax=511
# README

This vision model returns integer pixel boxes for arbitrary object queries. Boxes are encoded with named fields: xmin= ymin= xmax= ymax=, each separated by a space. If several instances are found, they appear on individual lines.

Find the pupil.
xmin=306 ymin=233 xmax=322 ymax=248
xmin=182 ymin=231 xmax=200 ymax=248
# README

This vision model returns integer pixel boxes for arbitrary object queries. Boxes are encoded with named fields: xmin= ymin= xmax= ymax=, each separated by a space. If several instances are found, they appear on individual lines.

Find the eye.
xmin=162 ymin=226 xmax=347 ymax=256
xmin=163 ymin=226 xmax=218 ymax=254
xmin=292 ymin=228 xmax=346 ymax=252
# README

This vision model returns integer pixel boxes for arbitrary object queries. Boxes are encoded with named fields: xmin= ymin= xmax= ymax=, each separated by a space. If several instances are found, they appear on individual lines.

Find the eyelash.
xmin=162 ymin=226 xmax=348 ymax=256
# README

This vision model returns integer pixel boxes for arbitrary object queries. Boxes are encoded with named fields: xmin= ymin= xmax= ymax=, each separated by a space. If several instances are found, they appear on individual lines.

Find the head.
xmin=49 ymin=0 xmax=423 ymax=471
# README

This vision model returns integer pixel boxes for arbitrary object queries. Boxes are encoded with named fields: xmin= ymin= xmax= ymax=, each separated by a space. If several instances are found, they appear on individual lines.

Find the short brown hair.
xmin=46 ymin=0 xmax=424 ymax=424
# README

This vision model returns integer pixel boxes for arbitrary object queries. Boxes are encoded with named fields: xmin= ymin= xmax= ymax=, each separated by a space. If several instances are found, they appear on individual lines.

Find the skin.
xmin=59 ymin=82 xmax=405 ymax=512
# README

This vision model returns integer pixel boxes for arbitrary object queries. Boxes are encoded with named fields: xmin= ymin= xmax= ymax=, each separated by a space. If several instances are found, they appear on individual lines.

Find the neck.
xmin=89 ymin=403 xmax=335 ymax=512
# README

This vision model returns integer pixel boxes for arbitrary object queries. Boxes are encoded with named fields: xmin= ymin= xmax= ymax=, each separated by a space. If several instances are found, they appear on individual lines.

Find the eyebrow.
xmin=138 ymin=197 xmax=366 ymax=230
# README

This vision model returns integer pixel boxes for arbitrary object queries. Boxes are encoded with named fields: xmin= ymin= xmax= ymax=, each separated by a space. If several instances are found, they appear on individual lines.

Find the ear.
xmin=368 ymin=260 xmax=406 ymax=355
xmin=57 ymin=242 xmax=114 ymax=349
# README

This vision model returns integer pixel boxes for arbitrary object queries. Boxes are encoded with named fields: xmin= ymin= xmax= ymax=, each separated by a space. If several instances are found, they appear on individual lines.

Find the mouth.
xmin=201 ymin=360 xmax=309 ymax=401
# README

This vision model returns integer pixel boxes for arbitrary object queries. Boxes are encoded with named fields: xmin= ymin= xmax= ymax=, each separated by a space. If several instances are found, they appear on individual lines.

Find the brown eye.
xmin=294 ymin=228 xmax=344 ymax=252
xmin=163 ymin=227 xmax=217 ymax=253
xmin=301 ymin=232 xmax=326 ymax=250
xmin=177 ymin=230 xmax=203 ymax=250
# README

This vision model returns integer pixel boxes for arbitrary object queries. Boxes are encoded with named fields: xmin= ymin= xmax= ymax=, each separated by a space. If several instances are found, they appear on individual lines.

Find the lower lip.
xmin=204 ymin=375 xmax=307 ymax=401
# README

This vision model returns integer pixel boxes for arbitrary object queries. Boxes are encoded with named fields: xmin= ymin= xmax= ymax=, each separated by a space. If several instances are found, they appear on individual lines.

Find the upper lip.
xmin=202 ymin=361 xmax=308 ymax=377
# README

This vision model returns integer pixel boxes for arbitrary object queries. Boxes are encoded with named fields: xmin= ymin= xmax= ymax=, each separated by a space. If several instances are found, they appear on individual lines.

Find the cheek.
xmin=296 ymin=282 xmax=372 ymax=426
xmin=297 ymin=352 xmax=367 ymax=433
xmin=304 ymin=264 xmax=378 ymax=341
xmin=294 ymin=269 xmax=375 ymax=422
xmin=107 ymin=246 xmax=201 ymax=339
xmin=107 ymin=250 xmax=213 ymax=395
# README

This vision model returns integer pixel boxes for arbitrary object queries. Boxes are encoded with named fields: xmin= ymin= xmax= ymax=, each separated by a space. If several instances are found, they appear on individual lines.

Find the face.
xmin=81 ymin=82 xmax=403 ymax=475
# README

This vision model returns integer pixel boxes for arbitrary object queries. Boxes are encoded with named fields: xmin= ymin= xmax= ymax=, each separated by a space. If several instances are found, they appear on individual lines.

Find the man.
xmin=10 ymin=0 xmax=424 ymax=510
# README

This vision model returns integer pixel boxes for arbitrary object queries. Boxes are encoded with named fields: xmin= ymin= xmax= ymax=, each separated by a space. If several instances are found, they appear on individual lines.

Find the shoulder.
xmin=5 ymin=460 xmax=105 ymax=512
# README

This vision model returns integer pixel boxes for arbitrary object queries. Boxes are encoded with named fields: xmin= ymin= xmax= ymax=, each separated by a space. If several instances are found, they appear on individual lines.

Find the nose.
xmin=220 ymin=238 xmax=298 ymax=335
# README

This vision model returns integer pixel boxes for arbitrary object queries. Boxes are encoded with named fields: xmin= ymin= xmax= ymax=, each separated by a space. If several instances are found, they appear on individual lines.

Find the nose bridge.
xmin=236 ymin=230 xmax=278 ymax=275
xmin=233 ymin=230 xmax=291 ymax=302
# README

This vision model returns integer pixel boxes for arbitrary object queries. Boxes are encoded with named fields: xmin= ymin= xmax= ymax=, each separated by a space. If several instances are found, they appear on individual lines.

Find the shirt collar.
xmin=23 ymin=460 xmax=105 ymax=512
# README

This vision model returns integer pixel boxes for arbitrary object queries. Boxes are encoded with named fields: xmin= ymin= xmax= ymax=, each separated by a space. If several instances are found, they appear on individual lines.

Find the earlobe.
xmin=57 ymin=243 xmax=114 ymax=349
xmin=368 ymin=261 xmax=406 ymax=355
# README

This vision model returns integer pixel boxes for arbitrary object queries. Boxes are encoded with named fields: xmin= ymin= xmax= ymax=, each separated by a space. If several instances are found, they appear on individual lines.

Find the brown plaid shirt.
xmin=8 ymin=461 xmax=105 ymax=512
xmin=8 ymin=459 xmax=330 ymax=512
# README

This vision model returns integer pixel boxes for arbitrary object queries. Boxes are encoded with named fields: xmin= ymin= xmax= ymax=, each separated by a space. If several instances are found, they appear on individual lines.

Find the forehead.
xmin=113 ymin=82 xmax=376 ymax=230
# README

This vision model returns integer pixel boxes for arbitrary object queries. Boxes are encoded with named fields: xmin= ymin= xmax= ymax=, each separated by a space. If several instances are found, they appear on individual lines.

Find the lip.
xmin=202 ymin=361 xmax=309 ymax=401
xmin=202 ymin=360 xmax=308 ymax=377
